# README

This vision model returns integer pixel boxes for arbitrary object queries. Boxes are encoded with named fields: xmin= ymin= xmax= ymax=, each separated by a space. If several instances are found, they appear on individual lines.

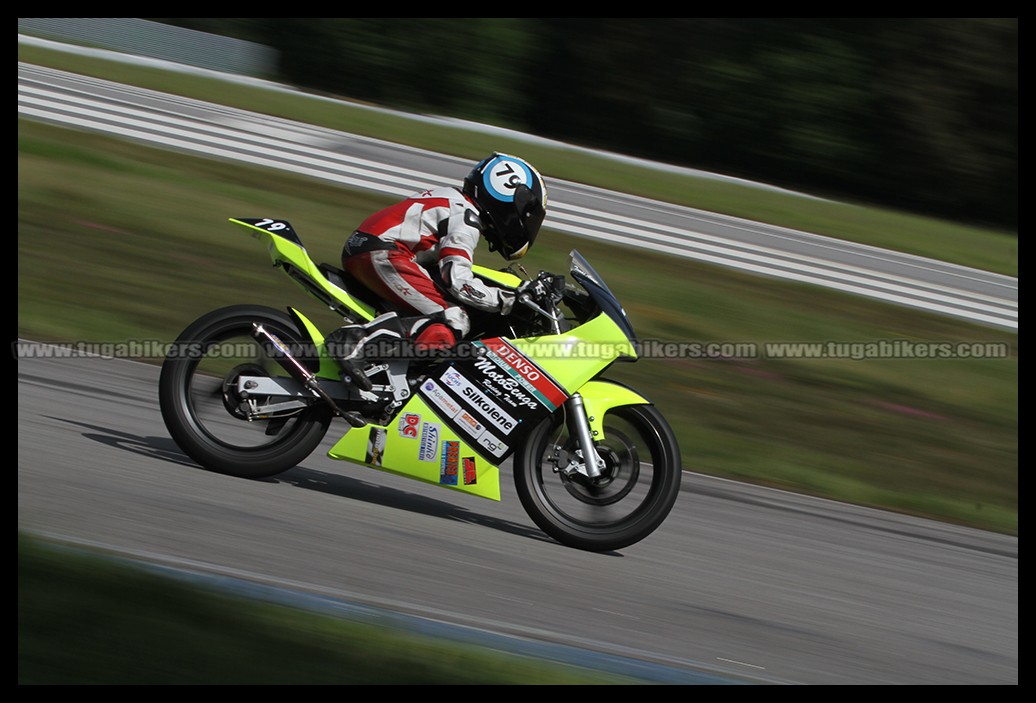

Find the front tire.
xmin=159 ymin=305 xmax=333 ymax=478
xmin=514 ymin=404 xmax=682 ymax=552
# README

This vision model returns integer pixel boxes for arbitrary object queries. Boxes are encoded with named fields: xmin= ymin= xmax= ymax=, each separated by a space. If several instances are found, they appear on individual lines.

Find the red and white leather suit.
xmin=342 ymin=186 xmax=517 ymax=348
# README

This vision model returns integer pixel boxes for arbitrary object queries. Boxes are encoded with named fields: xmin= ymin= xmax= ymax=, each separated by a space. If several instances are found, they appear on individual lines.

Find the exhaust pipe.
xmin=251 ymin=324 xmax=366 ymax=427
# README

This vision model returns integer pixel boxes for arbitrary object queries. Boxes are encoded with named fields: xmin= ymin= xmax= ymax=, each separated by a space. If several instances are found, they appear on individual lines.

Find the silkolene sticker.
xmin=417 ymin=338 xmax=567 ymax=462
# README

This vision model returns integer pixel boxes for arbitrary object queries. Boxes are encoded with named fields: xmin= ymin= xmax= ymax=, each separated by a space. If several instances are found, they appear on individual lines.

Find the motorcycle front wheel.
xmin=159 ymin=305 xmax=333 ymax=479
xmin=514 ymin=404 xmax=682 ymax=552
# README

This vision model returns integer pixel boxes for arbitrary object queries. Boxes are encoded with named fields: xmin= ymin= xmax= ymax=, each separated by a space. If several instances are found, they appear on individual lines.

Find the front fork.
xmin=564 ymin=393 xmax=604 ymax=478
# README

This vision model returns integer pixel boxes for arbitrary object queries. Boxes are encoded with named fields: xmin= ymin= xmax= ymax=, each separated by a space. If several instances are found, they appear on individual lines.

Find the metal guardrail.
xmin=18 ymin=18 xmax=276 ymax=77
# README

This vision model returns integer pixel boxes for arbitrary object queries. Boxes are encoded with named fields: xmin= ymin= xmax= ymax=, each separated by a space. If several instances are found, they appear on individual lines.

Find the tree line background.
xmin=151 ymin=18 xmax=1017 ymax=230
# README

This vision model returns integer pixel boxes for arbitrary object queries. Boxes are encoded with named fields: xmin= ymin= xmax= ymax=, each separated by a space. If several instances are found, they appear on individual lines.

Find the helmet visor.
xmin=496 ymin=184 xmax=544 ymax=258
xmin=515 ymin=184 xmax=545 ymax=240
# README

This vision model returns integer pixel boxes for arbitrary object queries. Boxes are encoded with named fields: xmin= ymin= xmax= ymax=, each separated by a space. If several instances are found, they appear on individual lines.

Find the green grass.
xmin=18 ymin=535 xmax=639 ymax=685
xmin=18 ymin=42 xmax=1018 ymax=277
xmin=17 ymin=40 xmax=1017 ymax=686
xmin=17 ymin=119 xmax=1017 ymax=535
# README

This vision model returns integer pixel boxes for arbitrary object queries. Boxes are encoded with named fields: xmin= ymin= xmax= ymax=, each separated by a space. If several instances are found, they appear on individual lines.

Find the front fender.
xmin=577 ymin=379 xmax=652 ymax=439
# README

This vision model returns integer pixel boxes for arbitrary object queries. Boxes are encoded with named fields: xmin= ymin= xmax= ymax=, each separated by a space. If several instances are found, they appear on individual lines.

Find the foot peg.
xmin=341 ymin=410 xmax=368 ymax=428
xmin=339 ymin=359 xmax=374 ymax=392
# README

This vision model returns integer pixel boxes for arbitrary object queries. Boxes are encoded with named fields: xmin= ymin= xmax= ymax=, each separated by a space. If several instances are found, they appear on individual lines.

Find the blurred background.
xmin=18 ymin=14 xmax=1018 ymax=537
xmin=155 ymin=18 xmax=1019 ymax=229
xmin=18 ymin=18 xmax=1017 ymax=684
xmin=21 ymin=18 xmax=1017 ymax=229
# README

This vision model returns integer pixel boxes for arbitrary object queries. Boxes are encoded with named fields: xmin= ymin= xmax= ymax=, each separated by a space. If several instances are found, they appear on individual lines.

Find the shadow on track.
xmin=52 ymin=416 xmax=571 ymax=551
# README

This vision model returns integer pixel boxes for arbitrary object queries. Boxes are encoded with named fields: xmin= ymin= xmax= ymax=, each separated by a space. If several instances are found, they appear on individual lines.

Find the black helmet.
xmin=462 ymin=153 xmax=548 ymax=260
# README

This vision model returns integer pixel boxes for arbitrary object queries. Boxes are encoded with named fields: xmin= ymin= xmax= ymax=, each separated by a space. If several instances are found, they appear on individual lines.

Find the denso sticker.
xmin=418 ymin=422 xmax=439 ymax=462
xmin=479 ymin=338 xmax=567 ymax=410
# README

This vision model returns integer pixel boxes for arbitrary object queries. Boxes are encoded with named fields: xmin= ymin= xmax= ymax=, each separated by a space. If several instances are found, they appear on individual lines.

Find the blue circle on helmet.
xmin=481 ymin=155 xmax=533 ymax=203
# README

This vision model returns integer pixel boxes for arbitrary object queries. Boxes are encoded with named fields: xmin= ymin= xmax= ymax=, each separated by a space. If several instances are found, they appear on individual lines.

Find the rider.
xmin=327 ymin=152 xmax=549 ymax=390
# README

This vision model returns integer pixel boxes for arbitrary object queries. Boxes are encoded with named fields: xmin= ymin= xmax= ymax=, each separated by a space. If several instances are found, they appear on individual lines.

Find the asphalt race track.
xmin=17 ymin=345 xmax=1018 ymax=684
xmin=17 ymin=54 xmax=1018 ymax=685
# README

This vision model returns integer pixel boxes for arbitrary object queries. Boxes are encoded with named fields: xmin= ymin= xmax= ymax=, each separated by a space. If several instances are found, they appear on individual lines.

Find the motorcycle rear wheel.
xmin=159 ymin=305 xmax=333 ymax=478
xmin=514 ymin=404 xmax=682 ymax=552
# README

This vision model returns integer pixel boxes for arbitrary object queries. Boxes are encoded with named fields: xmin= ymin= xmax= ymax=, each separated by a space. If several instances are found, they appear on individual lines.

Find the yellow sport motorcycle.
xmin=159 ymin=218 xmax=681 ymax=551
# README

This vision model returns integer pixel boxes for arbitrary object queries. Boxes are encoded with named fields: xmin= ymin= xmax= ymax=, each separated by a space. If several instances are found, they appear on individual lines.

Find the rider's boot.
xmin=326 ymin=311 xmax=461 ymax=393
xmin=325 ymin=312 xmax=409 ymax=392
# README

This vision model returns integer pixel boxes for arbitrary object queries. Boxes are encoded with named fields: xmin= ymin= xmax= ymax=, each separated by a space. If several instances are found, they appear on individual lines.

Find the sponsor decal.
xmin=398 ymin=412 xmax=421 ymax=438
xmin=440 ymin=440 xmax=459 ymax=485
xmin=476 ymin=432 xmax=507 ymax=459
xmin=418 ymin=423 xmax=439 ymax=462
xmin=471 ymin=357 xmax=539 ymax=410
xmin=462 ymin=456 xmax=477 ymax=485
xmin=421 ymin=376 xmax=508 ymax=461
xmin=422 ymin=378 xmax=461 ymax=417
xmin=438 ymin=368 xmax=517 ymax=432
xmin=456 ymin=409 xmax=486 ymax=436
xmin=419 ymin=352 xmax=561 ymax=463
xmin=480 ymin=338 xmax=567 ymax=410
xmin=442 ymin=367 xmax=464 ymax=388
xmin=365 ymin=427 xmax=386 ymax=467
xmin=461 ymin=384 xmax=517 ymax=432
